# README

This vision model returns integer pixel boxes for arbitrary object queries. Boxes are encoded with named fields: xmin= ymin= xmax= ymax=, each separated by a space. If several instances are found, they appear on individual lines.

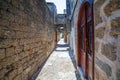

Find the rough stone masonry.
xmin=94 ymin=0 xmax=120 ymax=80
xmin=66 ymin=0 xmax=120 ymax=79
xmin=0 ymin=0 xmax=56 ymax=80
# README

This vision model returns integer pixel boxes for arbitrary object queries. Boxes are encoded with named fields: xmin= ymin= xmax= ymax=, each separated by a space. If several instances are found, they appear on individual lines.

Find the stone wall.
xmin=94 ymin=0 xmax=120 ymax=80
xmin=0 ymin=0 xmax=55 ymax=80
xmin=67 ymin=0 xmax=120 ymax=79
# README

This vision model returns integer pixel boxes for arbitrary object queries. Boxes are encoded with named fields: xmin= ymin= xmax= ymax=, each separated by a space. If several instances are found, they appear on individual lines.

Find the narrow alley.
xmin=33 ymin=39 xmax=81 ymax=80
xmin=0 ymin=0 xmax=120 ymax=80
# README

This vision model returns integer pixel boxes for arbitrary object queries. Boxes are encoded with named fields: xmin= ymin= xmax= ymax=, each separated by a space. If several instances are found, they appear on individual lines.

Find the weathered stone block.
xmin=0 ymin=29 xmax=5 ymax=38
xmin=24 ymin=44 xmax=31 ymax=51
xmin=16 ymin=31 xmax=25 ymax=39
xmin=0 ymin=65 xmax=3 ymax=70
xmin=28 ymin=64 xmax=37 ymax=79
xmin=15 ymin=46 xmax=23 ymax=54
xmin=110 ymin=17 xmax=120 ymax=38
xmin=0 ymin=69 xmax=6 ymax=79
xmin=1 ymin=55 xmax=17 ymax=66
xmin=0 ymin=39 xmax=14 ymax=48
xmin=94 ymin=0 xmax=105 ymax=26
xmin=96 ymin=58 xmax=112 ymax=77
xmin=0 ymin=49 xmax=5 ymax=60
xmin=6 ymin=47 xmax=15 ymax=57
xmin=6 ymin=64 xmax=15 ymax=73
xmin=7 ymin=69 xmax=17 ymax=80
xmin=22 ymin=69 xmax=28 ymax=80
xmin=18 ymin=52 xmax=26 ymax=59
xmin=23 ymin=62 xmax=28 ymax=70
xmin=95 ymin=27 xmax=105 ymax=38
xmin=17 ymin=66 xmax=23 ymax=74
xmin=102 ymin=43 xmax=117 ymax=61
xmin=14 ymin=74 xmax=22 ymax=80
xmin=104 ymin=0 xmax=120 ymax=16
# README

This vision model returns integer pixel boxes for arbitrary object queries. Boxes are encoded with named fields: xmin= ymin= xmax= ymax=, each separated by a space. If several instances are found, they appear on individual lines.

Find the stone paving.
xmin=35 ymin=39 xmax=81 ymax=80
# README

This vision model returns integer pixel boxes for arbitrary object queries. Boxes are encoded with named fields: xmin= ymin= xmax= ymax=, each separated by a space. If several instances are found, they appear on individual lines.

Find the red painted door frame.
xmin=77 ymin=2 xmax=94 ymax=80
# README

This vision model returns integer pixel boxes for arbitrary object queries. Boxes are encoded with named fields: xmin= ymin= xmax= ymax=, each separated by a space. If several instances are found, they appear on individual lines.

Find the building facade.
xmin=47 ymin=2 xmax=57 ymax=25
xmin=66 ymin=0 xmax=120 ymax=80
xmin=47 ymin=2 xmax=58 ymax=46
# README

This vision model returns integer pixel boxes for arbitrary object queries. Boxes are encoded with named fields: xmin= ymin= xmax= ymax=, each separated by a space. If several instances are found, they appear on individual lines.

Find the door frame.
xmin=77 ymin=1 xmax=94 ymax=80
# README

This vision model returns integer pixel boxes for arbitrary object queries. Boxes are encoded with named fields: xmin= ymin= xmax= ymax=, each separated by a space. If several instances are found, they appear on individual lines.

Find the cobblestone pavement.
xmin=35 ymin=39 xmax=81 ymax=80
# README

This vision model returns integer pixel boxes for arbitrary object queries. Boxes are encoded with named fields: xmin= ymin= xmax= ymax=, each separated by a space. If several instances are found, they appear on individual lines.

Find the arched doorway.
xmin=77 ymin=1 xmax=94 ymax=80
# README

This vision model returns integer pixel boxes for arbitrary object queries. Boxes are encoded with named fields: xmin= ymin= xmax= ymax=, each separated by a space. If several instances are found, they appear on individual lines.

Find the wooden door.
xmin=85 ymin=6 xmax=94 ymax=80
xmin=80 ymin=9 xmax=86 ymax=77
xmin=78 ymin=3 xmax=94 ymax=80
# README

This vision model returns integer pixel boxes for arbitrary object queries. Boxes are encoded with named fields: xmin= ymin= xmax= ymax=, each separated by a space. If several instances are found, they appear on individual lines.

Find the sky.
xmin=46 ymin=0 xmax=66 ymax=14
